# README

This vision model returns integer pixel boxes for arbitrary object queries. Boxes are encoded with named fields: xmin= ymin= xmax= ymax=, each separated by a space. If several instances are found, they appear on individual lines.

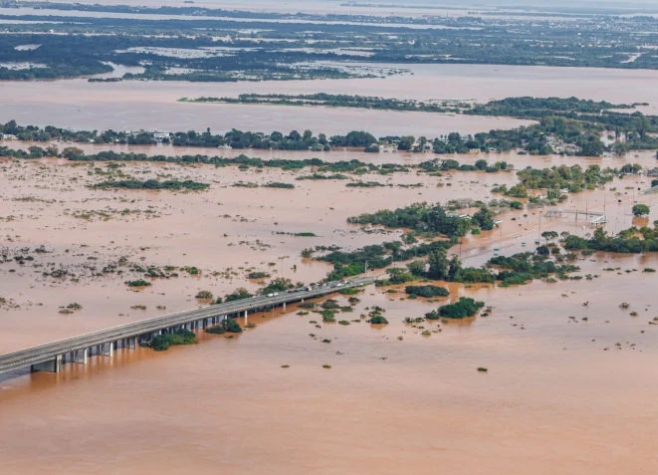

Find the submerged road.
xmin=0 ymin=276 xmax=376 ymax=375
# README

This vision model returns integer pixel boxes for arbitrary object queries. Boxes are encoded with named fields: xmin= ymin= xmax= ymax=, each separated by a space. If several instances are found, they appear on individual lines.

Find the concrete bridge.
xmin=0 ymin=277 xmax=376 ymax=375
xmin=545 ymin=209 xmax=607 ymax=225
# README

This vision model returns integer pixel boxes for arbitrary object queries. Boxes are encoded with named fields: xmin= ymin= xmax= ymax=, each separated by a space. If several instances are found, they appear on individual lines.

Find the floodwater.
xmin=3 ymin=64 xmax=658 ymax=473
xmin=3 ymin=63 xmax=658 ymax=136
xmin=1 ymin=238 xmax=658 ymax=474
xmin=0 ymin=145 xmax=655 ymax=353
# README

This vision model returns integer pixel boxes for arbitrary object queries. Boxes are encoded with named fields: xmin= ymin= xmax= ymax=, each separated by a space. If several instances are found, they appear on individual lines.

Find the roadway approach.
xmin=0 ymin=276 xmax=376 ymax=376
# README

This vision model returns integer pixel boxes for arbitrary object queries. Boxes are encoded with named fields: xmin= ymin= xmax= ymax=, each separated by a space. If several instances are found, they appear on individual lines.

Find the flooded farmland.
xmin=1 ymin=138 xmax=658 ymax=472
xmin=2 ymin=33 xmax=658 ymax=475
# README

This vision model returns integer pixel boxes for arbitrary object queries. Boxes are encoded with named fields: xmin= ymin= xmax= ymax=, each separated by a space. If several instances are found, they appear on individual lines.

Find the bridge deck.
xmin=545 ymin=209 xmax=604 ymax=217
xmin=0 ymin=277 xmax=376 ymax=375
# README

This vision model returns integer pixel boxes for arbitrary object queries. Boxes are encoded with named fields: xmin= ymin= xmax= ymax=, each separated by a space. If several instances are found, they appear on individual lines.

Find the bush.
xmin=405 ymin=285 xmax=449 ymax=298
xmin=224 ymin=288 xmax=253 ymax=302
xmin=438 ymin=298 xmax=485 ymax=319
xmin=261 ymin=277 xmax=294 ymax=295
xmin=150 ymin=329 xmax=196 ymax=351
xmin=368 ymin=315 xmax=389 ymax=324
xmin=321 ymin=299 xmax=340 ymax=309
xmin=321 ymin=310 xmax=337 ymax=323
xmin=195 ymin=290 xmax=213 ymax=299
xmin=207 ymin=318 xmax=242 ymax=334
xmin=536 ymin=246 xmax=550 ymax=256
xmin=125 ymin=279 xmax=151 ymax=287
xmin=425 ymin=310 xmax=440 ymax=320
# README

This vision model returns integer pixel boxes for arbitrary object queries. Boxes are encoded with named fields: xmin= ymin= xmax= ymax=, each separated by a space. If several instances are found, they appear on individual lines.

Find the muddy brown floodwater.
xmin=6 ymin=63 xmax=658 ymax=135
xmin=1 ymin=139 xmax=658 ymax=474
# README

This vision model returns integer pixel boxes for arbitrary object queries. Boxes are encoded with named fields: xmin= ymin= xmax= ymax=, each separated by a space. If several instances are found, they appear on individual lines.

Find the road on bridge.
xmin=0 ymin=276 xmax=377 ymax=375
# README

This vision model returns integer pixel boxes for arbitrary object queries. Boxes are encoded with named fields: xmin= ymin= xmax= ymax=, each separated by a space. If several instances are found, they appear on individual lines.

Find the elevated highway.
xmin=0 ymin=276 xmax=376 ymax=375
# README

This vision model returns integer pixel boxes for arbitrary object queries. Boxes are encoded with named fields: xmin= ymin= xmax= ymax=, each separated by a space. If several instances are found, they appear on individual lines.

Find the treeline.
xmin=3 ymin=93 xmax=657 ymax=156
xmin=564 ymin=227 xmax=658 ymax=253
xmin=178 ymin=96 xmax=658 ymax=156
xmin=91 ymin=179 xmax=209 ymax=191
xmin=318 ymin=240 xmax=454 ymax=282
xmin=466 ymin=97 xmax=635 ymax=117
xmin=315 ymin=235 xmax=579 ymax=286
xmin=188 ymin=93 xmax=467 ymax=114
xmin=492 ymin=164 xmax=615 ymax=200
xmin=347 ymin=202 xmax=498 ymax=237
xmin=0 ymin=120 xmax=156 ymax=144
xmin=0 ymin=145 xmax=509 ymax=178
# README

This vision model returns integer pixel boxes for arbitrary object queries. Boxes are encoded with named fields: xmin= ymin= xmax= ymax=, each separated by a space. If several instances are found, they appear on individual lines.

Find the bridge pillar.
xmin=244 ymin=310 xmax=248 ymax=325
xmin=283 ymin=302 xmax=286 ymax=310
xmin=73 ymin=348 xmax=89 ymax=364
xmin=101 ymin=342 xmax=113 ymax=357
xmin=31 ymin=354 xmax=62 ymax=373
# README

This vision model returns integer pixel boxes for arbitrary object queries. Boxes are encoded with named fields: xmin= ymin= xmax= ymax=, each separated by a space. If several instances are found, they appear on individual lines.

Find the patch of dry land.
xmin=1 ymin=136 xmax=658 ymax=475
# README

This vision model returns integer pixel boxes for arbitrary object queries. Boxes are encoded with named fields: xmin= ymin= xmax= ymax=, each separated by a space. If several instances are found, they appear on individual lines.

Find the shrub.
xmin=321 ymin=299 xmax=341 ymax=309
xmin=125 ymin=279 xmax=151 ymax=287
xmin=224 ymin=288 xmax=252 ymax=302
xmin=261 ymin=277 xmax=294 ymax=295
xmin=368 ymin=316 xmax=389 ymax=324
xmin=425 ymin=310 xmax=440 ymax=320
xmin=150 ymin=329 xmax=196 ymax=351
xmin=438 ymin=298 xmax=485 ymax=319
xmin=405 ymin=285 xmax=449 ymax=298
xmin=633 ymin=204 xmax=650 ymax=217
xmin=321 ymin=310 xmax=336 ymax=323
xmin=207 ymin=318 xmax=242 ymax=334
xmin=195 ymin=290 xmax=213 ymax=299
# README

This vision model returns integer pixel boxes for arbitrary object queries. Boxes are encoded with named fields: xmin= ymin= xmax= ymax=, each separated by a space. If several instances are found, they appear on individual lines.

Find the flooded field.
xmin=0 ymin=145 xmax=655 ymax=351
xmin=2 ymin=61 xmax=658 ymax=473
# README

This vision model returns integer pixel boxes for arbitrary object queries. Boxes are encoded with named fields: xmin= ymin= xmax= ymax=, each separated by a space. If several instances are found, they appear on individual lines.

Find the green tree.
xmin=447 ymin=255 xmax=462 ymax=281
xmin=427 ymin=250 xmax=449 ymax=281
xmin=407 ymin=260 xmax=426 ymax=277
xmin=397 ymin=136 xmax=415 ymax=151
xmin=633 ymin=204 xmax=650 ymax=217
xmin=472 ymin=207 xmax=495 ymax=231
